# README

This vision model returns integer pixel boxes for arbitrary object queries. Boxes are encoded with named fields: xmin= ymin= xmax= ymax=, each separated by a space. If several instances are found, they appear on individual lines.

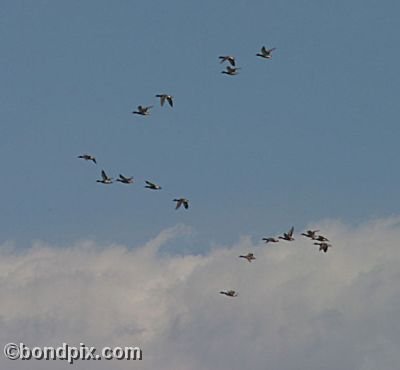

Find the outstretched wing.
xmin=167 ymin=96 xmax=173 ymax=107
xmin=101 ymin=170 xmax=108 ymax=181
xmin=175 ymin=199 xmax=183 ymax=209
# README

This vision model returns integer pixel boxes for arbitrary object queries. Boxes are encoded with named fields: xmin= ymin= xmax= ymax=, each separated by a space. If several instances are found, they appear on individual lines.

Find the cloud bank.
xmin=1 ymin=219 xmax=400 ymax=370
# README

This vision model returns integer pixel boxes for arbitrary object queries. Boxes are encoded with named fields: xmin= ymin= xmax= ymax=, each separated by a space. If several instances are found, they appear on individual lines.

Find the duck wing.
xmin=159 ymin=96 xmax=166 ymax=106
xmin=166 ymin=96 xmax=173 ymax=107
xmin=175 ymin=199 xmax=183 ymax=209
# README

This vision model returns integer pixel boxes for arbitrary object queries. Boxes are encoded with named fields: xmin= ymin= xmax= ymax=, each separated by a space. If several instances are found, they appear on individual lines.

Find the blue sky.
xmin=1 ymin=3 xmax=400 ymax=370
xmin=1 ymin=0 xmax=400 ymax=248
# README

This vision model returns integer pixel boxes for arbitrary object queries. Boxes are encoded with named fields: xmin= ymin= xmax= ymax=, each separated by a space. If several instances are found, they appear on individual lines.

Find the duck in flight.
xmin=219 ymin=55 xmax=236 ymax=66
xmin=221 ymin=66 xmax=240 ymax=75
xmin=239 ymin=253 xmax=256 ymax=262
xmin=262 ymin=237 xmax=279 ymax=243
xmin=220 ymin=290 xmax=238 ymax=297
xmin=173 ymin=198 xmax=189 ymax=210
xmin=155 ymin=94 xmax=173 ymax=107
xmin=314 ymin=242 xmax=332 ymax=253
xmin=301 ymin=230 xmax=320 ymax=239
xmin=312 ymin=235 xmax=329 ymax=242
xmin=116 ymin=174 xmax=134 ymax=184
xmin=96 ymin=170 xmax=113 ymax=184
xmin=145 ymin=180 xmax=162 ymax=190
xmin=132 ymin=105 xmax=153 ymax=115
xmin=256 ymin=46 xmax=276 ymax=59
xmin=279 ymin=226 xmax=295 ymax=241
xmin=78 ymin=154 xmax=96 ymax=164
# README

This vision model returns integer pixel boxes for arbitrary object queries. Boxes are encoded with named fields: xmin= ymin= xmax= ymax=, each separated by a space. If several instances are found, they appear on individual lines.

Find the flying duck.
xmin=239 ymin=253 xmax=256 ymax=262
xmin=262 ymin=237 xmax=280 ymax=243
xmin=314 ymin=242 xmax=332 ymax=253
xmin=96 ymin=170 xmax=113 ymax=184
xmin=256 ymin=46 xmax=276 ymax=59
xmin=220 ymin=290 xmax=238 ymax=297
xmin=78 ymin=154 xmax=96 ymax=164
xmin=156 ymin=94 xmax=173 ymax=107
xmin=145 ymin=180 xmax=162 ymax=190
xmin=221 ymin=66 xmax=240 ymax=75
xmin=301 ymin=230 xmax=320 ymax=239
xmin=173 ymin=198 xmax=189 ymax=210
xmin=132 ymin=105 xmax=153 ymax=115
xmin=312 ymin=235 xmax=329 ymax=242
xmin=219 ymin=55 xmax=236 ymax=66
xmin=116 ymin=174 xmax=134 ymax=184
xmin=279 ymin=226 xmax=295 ymax=241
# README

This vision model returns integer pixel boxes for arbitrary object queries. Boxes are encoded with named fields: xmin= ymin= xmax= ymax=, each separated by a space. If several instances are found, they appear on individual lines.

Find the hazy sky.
xmin=1 ymin=218 xmax=400 ymax=370
xmin=1 ymin=1 xmax=400 ymax=369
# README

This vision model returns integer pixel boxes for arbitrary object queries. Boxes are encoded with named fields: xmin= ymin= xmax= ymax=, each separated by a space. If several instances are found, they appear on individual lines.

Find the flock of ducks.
xmin=78 ymin=154 xmax=189 ymax=210
xmin=132 ymin=94 xmax=174 ymax=116
xmin=78 ymin=91 xmax=189 ymax=210
xmin=79 ymin=45 xmax=330 ymax=299
xmin=219 ymin=47 xmax=335 ymax=298
xmin=221 ymin=227 xmax=334 ymax=298
xmin=219 ymin=46 xmax=277 ymax=76
xmin=78 ymin=46 xmax=277 ymax=208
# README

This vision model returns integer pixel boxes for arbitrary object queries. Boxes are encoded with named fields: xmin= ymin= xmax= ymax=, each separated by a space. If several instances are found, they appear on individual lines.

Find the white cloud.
xmin=0 ymin=219 xmax=400 ymax=369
